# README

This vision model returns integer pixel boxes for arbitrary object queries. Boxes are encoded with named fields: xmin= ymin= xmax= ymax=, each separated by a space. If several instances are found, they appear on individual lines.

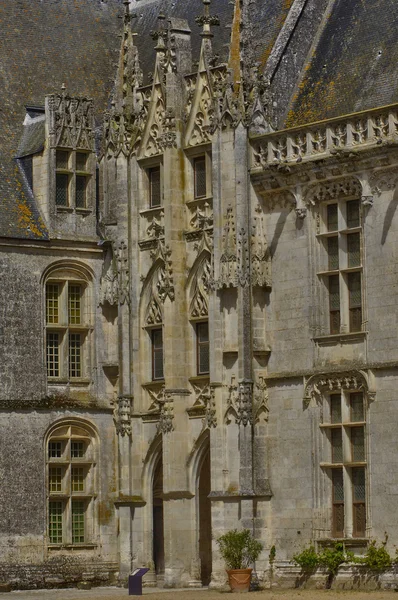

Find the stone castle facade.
xmin=1 ymin=0 xmax=398 ymax=590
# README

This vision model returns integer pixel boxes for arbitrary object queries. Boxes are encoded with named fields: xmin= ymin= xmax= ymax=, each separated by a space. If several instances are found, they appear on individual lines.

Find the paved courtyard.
xmin=5 ymin=587 xmax=398 ymax=600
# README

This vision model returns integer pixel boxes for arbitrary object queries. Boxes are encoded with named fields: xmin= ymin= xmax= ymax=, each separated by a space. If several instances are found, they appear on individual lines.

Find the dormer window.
xmin=55 ymin=149 xmax=91 ymax=209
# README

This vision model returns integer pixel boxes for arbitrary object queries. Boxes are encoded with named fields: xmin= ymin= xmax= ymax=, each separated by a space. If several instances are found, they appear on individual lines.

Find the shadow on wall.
xmin=269 ymin=207 xmax=292 ymax=258
xmin=381 ymin=186 xmax=398 ymax=245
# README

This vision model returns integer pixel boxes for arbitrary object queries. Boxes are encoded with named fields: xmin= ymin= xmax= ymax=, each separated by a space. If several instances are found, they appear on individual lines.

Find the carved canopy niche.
xmin=304 ymin=369 xmax=375 ymax=406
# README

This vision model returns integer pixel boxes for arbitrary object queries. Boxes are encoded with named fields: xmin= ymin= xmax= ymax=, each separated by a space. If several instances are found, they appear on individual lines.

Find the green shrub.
xmin=318 ymin=542 xmax=352 ymax=576
xmin=359 ymin=540 xmax=392 ymax=571
xmin=217 ymin=529 xmax=263 ymax=570
xmin=269 ymin=545 xmax=276 ymax=565
xmin=293 ymin=545 xmax=319 ymax=571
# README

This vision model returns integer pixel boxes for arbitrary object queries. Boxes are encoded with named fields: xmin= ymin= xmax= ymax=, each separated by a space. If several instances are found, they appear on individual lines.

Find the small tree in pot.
xmin=217 ymin=529 xmax=263 ymax=593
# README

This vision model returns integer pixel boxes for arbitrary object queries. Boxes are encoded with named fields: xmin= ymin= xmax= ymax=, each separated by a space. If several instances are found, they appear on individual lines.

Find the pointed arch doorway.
xmin=198 ymin=446 xmax=212 ymax=585
xmin=152 ymin=455 xmax=164 ymax=578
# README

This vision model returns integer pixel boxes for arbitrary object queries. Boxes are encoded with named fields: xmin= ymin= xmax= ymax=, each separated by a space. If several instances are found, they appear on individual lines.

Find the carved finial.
xmin=151 ymin=13 xmax=168 ymax=49
xmin=195 ymin=0 xmax=220 ymax=37
xmin=61 ymin=83 xmax=66 ymax=93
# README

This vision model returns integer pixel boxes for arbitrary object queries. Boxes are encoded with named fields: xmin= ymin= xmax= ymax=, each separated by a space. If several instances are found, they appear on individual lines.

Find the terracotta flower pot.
xmin=226 ymin=568 xmax=252 ymax=593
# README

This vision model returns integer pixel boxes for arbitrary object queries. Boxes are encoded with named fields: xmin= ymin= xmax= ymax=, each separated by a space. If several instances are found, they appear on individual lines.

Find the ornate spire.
xmin=195 ymin=0 xmax=220 ymax=38
xmin=195 ymin=0 xmax=220 ymax=65
xmin=151 ymin=13 xmax=168 ymax=51
xmin=112 ymin=1 xmax=142 ymax=113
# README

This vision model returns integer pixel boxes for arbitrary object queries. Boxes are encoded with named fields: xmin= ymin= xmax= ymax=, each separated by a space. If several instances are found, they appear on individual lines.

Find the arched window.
xmin=44 ymin=263 xmax=93 ymax=382
xmin=47 ymin=421 xmax=97 ymax=546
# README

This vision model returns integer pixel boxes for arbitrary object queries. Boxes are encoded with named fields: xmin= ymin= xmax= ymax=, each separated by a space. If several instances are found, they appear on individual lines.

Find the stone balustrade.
xmin=251 ymin=104 xmax=398 ymax=170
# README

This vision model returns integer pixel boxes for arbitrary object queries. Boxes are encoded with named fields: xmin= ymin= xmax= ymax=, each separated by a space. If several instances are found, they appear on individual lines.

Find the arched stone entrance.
xmin=152 ymin=455 xmax=164 ymax=579
xmin=198 ymin=448 xmax=212 ymax=585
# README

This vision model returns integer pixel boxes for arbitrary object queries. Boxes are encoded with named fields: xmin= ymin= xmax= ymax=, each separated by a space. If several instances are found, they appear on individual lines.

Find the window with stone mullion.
xmin=322 ymin=198 xmax=363 ymax=335
xmin=324 ymin=391 xmax=367 ymax=538
xmin=46 ymin=281 xmax=86 ymax=380
xmin=47 ymin=425 xmax=94 ymax=545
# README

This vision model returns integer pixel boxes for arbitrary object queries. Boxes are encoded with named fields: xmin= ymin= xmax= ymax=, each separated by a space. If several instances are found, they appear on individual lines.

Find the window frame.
xmin=46 ymin=421 xmax=97 ymax=548
xmin=196 ymin=321 xmax=210 ymax=376
xmin=45 ymin=268 xmax=92 ymax=384
xmin=320 ymin=390 xmax=368 ymax=539
xmin=317 ymin=197 xmax=364 ymax=336
xmin=189 ymin=150 xmax=212 ymax=200
xmin=55 ymin=148 xmax=92 ymax=210
xmin=151 ymin=327 xmax=164 ymax=382
xmin=147 ymin=165 xmax=163 ymax=209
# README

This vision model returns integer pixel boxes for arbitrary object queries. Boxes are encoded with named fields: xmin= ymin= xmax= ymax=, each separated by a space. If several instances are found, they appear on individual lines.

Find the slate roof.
xmin=16 ymin=117 xmax=45 ymax=159
xmin=0 ymin=0 xmax=123 ymax=240
xmin=285 ymin=0 xmax=398 ymax=127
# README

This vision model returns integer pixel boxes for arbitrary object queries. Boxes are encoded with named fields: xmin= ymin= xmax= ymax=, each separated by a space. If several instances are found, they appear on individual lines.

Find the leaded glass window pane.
xmin=352 ymin=467 xmax=366 ymax=501
xmin=71 ymin=441 xmax=85 ymax=458
xmin=351 ymin=427 xmax=365 ymax=462
xmin=348 ymin=272 xmax=362 ymax=332
xmin=329 ymin=275 xmax=340 ymax=334
xmin=330 ymin=394 xmax=342 ymax=423
xmin=332 ymin=468 xmax=344 ymax=502
xmin=332 ymin=428 xmax=343 ymax=463
xmin=75 ymin=176 xmax=86 ymax=208
xmin=56 ymin=173 xmax=69 ymax=206
xmin=350 ymin=393 xmax=364 ymax=422
xmin=352 ymin=467 xmax=366 ymax=537
xmin=197 ymin=322 xmax=209 ymax=375
xmin=152 ymin=329 xmax=164 ymax=380
xmin=347 ymin=233 xmax=361 ymax=267
xmin=71 ymin=467 xmax=85 ymax=492
xmin=347 ymin=199 xmax=360 ymax=228
xmin=327 ymin=204 xmax=338 ymax=231
xmin=48 ymin=441 xmax=62 ymax=459
xmin=76 ymin=152 xmax=87 ymax=171
xmin=49 ymin=467 xmax=63 ymax=492
xmin=56 ymin=150 xmax=69 ymax=170
xmin=149 ymin=167 xmax=161 ymax=208
xmin=68 ymin=285 xmax=81 ymax=325
xmin=72 ymin=501 xmax=85 ymax=543
xmin=49 ymin=502 xmax=63 ymax=544
xmin=69 ymin=333 xmax=81 ymax=378
xmin=47 ymin=332 xmax=59 ymax=377
xmin=46 ymin=284 xmax=59 ymax=324
xmin=327 ymin=236 xmax=339 ymax=270
xmin=194 ymin=157 xmax=206 ymax=198
xmin=332 ymin=468 xmax=344 ymax=537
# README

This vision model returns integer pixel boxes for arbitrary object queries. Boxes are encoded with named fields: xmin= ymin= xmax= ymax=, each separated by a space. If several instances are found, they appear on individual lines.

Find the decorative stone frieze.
xmin=224 ymin=377 xmax=254 ymax=426
xmin=237 ymin=227 xmax=250 ymax=287
xmin=253 ymin=376 xmax=269 ymax=424
xmin=218 ymin=205 xmax=237 ymax=289
xmin=237 ymin=379 xmax=254 ymax=426
xmin=203 ymin=385 xmax=217 ymax=429
xmin=190 ymin=254 xmax=212 ymax=318
xmin=251 ymin=205 xmax=271 ymax=288
xmin=304 ymin=370 xmax=375 ymax=406
xmin=305 ymin=178 xmax=362 ymax=206
xmin=147 ymin=384 xmax=166 ymax=413
xmin=114 ymin=240 xmax=130 ymax=306
xmin=157 ymin=393 xmax=174 ymax=434
xmin=113 ymin=395 xmax=133 ymax=437
xmin=149 ymin=238 xmax=175 ymax=302
xmin=100 ymin=247 xmax=119 ymax=306
xmin=48 ymin=88 xmax=94 ymax=151
xmin=225 ymin=376 xmax=239 ymax=424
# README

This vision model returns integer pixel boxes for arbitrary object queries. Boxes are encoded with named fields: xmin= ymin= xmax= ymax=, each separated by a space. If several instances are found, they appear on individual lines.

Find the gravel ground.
xmin=6 ymin=588 xmax=398 ymax=600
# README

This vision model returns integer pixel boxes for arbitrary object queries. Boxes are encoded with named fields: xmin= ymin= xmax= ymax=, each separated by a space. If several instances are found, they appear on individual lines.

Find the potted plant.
xmin=217 ymin=529 xmax=263 ymax=593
